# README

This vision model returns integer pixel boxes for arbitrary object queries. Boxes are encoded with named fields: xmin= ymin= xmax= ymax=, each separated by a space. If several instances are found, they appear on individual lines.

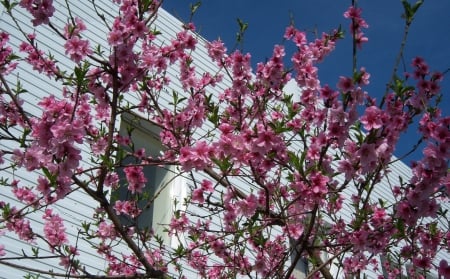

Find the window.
xmin=113 ymin=113 xmax=186 ymax=245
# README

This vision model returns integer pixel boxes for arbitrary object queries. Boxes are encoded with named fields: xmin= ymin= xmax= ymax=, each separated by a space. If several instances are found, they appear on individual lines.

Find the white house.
xmin=0 ymin=1 xmax=448 ymax=278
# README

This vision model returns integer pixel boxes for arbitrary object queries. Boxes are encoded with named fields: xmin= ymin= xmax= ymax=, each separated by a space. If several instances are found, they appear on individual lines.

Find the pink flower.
xmin=12 ymin=186 xmax=37 ymax=205
xmin=337 ymin=159 xmax=356 ymax=181
xmin=337 ymin=76 xmax=354 ymax=92
xmin=123 ymin=166 xmax=147 ymax=193
xmin=439 ymin=260 xmax=450 ymax=279
xmin=309 ymin=171 xmax=329 ymax=197
xmin=64 ymin=36 xmax=92 ymax=63
xmin=237 ymin=194 xmax=258 ymax=217
xmin=284 ymin=26 xmax=306 ymax=46
xmin=19 ymin=42 xmax=58 ymax=76
xmin=207 ymin=39 xmax=227 ymax=64
xmin=358 ymin=143 xmax=377 ymax=173
xmin=6 ymin=215 xmax=34 ymax=242
xmin=360 ymin=106 xmax=384 ymax=130
xmin=42 ymin=209 xmax=68 ymax=250
xmin=179 ymin=141 xmax=212 ymax=171
xmin=20 ymin=0 xmax=55 ymax=26
xmin=201 ymin=179 xmax=214 ymax=193
xmin=0 ymin=32 xmax=18 ymax=75
xmin=192 ymin=188 xmax=205 ymax=204
xmin=114 ymin=200 xmax=141 ymax=218
xmin=169 ymin=213 xmax=189 ymax=235
xmin=344 ymin=6 xmax=369 ymax=49
xmin=97 ymin=221 xmax=116 ymax=240
xmin=63 ymin=17 xmax=86 ymax=38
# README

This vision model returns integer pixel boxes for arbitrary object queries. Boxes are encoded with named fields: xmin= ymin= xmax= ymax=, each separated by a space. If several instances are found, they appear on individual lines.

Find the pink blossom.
xmin=12 ymin=186 xmax=37 ymax=205
xmin=439 ymin=260 xmax=450 ymax=279
xmin=114 ymin=200 xmax=141 ymax=218
xmin=19 ymin=0 xmax=55 ymax=26
xmin=63 ymin=17 xmax=86 ymax=38
xmin=201 ymin=179 xmax=214 ymax=193
xmin=42 ymin=209 xmax=67 ymax=249
xmin=179 ymin=141 xmax=212 ymax=171
xmin=358 ymin=143 xmax=377 ymax=173
xmin=0 ymin=32 xmax=18 ymax=75
xmin=338 ymin=159 xmax=356 ymax=181
xmin=5 ymin=215 xmax=34 ymax=242
xmin=344 ymin=6 xmax=369 ymax=49
xmin=123 ymin=166 xmax=147 ymax=193
xmin=337 ymin=76 xmax=354 ymax=92
xmin=206 ymin=39 xmax=227 ymax=64
xmin=237 ymin=194 xmax=258 ymax=217
xmin=309 ymin=171 xmax=329 ymax=197
xmin=64 ymin=36 xmax=92 ymax=63
xmin=360 ymin=106 xmax=384 ymax=130
xmin=97 ymin=221 xmax=116 ymax=240
xmin=192 ymin=188 xmax=205 ymax=204
xmin=104 ymin=172 xmax=119 ymax=189
xmin=169 ymin=213 xmax=189 ymax=235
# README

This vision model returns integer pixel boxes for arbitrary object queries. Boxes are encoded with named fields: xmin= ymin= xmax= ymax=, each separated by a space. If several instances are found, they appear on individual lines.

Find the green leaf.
xmin=236 ymin=18 xmax=248 ymax=43
xmin=190 ymin=2 xmax=201 ymax=15
xmin=19 ymin=128 xmax=30 ymax=147
xmin=211 ymin=157 xmax=232 ymax=172
xmin=31 ymin=247 xmax=39 ymax=256
xmin=74 ymin=62 xmax=89 ymax=86
xmin=207 ymin=104 xmax=219 ymax=125
xmin=42 ymin=167 xmax=57 ymax=186
xmin=141 ymin=0 xmax=153 ymax=12
xmin=169 ymin=90 xmax=186 ymax=107
xmin=288 ymin=151 xmax=301 ymax=170
xmin=401 ymin=0 xmax=423 ymax=24
xmin=401 ymin=0 xmax=412 ymax=22
xmin=394 ymin=218 xmax=406 ymax=237
xmin=1 ymin=202 xmax=11 ymax=218
xmin=151 ymin=28 xmax=162 ymax=36
xmin=411 ymin=0 xmax=424 ymax=14
xmin=429 ymin=222 xmax=438 ymax=236
xmin=174 ymin=244 xmax=185 ymax=257
xmin=14 ymin=80 xmax=28 ymax=95
xmin=1 ymin=0 xmax=18 ymax=13
xmin=81 ymin=221 xmax=90 ymax=233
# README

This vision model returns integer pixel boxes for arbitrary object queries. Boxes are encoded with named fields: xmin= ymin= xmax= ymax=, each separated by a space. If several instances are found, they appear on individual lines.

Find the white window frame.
xmin=114 ymin=112 xmax=187 ymax=245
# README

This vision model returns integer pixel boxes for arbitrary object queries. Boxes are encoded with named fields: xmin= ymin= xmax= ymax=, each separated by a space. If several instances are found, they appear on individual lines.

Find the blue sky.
xmin=162 ymin=1 xmax=450 ymax=164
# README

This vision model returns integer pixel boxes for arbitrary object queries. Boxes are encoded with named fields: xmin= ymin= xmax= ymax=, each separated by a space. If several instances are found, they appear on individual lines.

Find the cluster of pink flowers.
xmin=19 ymin=35 xmax=58 ymax=76
xmin=12 ymin=184 xmax=37 ymax=205
xmin=19 ymin=0 xmax=55 ymax=26
xmin=0 ymin=32 xmax=18 ymax=75
xmin=123 ymin=165 xmax=147 ymax=193
xmin=344 ymin=5 xmax=369 ymax=48
xmin=97 ymin=221 xmax=116 ymax=241
xmin=64 ymin=20 xmax=92 ymax=64
xmin=114 ymin=200 xmax=141 ymax=218
xmin=2 ymin=204 xmax=34 ymax=242
xmin=42 ymin=209 xmax=68 ymax=250
xmin=11 ymin=95 xmax=86 ymax=201
xmin=179 ymin=141 xmax=212 ymax=171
